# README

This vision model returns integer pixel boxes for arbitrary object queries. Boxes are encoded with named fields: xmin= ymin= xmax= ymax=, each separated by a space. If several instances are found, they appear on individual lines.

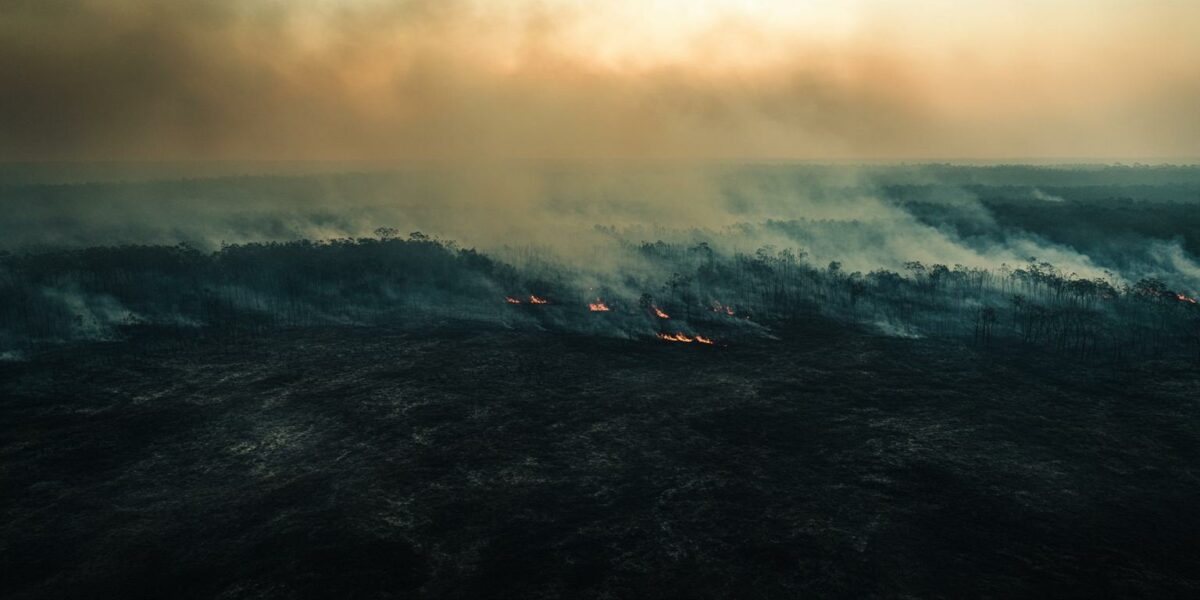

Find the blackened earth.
xmin=2 ymin=323 xmax=1199 ymax=599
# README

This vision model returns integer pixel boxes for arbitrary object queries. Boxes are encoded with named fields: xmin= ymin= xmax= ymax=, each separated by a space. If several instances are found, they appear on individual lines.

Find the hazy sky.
xmin=2 ymin=0 xmax=1198 ymax=161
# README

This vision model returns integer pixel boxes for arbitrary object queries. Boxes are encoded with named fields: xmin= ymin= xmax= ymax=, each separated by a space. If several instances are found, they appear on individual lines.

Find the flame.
xmin=1178 ymin=293 xmax=1198 ymax=304
xmin=657 ymin=332 xmax=716 ymax=345
xmin=653 ymin=306 xmax=670 ymax=319
xmin=505 ymin=296 xmax=522 ymax=304
xmin=657 ymin=332 xmax=693 ymax=343
xmin=529 ymin=295 xmax=549 ymax=304
xmin=589 ymin=299 xmax=611 ymax=312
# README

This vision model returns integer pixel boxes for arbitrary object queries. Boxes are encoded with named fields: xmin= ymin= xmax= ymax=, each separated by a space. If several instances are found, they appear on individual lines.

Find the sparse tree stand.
xmin=975 ymin=306 xmax=997 ymax=347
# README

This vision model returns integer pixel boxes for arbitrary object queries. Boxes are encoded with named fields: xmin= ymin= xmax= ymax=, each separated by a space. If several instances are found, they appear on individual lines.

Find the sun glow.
xmin=515 ymin=0 xmax=858 ymax=72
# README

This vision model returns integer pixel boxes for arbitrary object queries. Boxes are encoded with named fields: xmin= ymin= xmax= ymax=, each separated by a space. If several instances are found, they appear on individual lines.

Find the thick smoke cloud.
xmin=2 ymin=0 xmax=1199 ymax=161
xmin=5 ymin=165 xmax=1199 ymax=296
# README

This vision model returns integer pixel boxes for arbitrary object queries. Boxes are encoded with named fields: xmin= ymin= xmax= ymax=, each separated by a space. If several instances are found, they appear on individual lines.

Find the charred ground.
xmin=2 ymin=322 xmax=1199 ymax=598
xmin=3 ymin=165 xmax=1200 ymax=598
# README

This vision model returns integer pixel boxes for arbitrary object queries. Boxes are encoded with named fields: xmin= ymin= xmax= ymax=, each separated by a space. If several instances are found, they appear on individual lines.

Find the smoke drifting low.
xmin=3 ymin=164 xmax=1199 ymax=358
xmin=5 ymin=164 xmax=1200 ymax=293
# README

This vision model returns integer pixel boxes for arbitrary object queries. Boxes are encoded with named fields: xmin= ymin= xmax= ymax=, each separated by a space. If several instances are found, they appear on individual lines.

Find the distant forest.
xmin=2 ymin=231 xmax=1197 ymax=363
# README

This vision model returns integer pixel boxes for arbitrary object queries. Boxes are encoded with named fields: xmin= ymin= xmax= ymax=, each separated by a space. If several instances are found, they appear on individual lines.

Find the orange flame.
xmin=653 ymin=306 xmax=670 ymax=319
xmin=695 ymin=335 xmax=715 ymax=345
xmin=657 ymin=332 xmax=693 ymax=343
xmin=589 ymin=299 xmax=611 ymax=312
xmin=505 ymin=296 xmax=522 ymax=304
xmin=529 ymin=295 xmax=549 ymax=304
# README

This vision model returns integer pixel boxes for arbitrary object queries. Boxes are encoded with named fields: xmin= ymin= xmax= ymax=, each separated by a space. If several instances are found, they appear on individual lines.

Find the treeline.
xmin=0 ymin=231 xmax=516 ymax=346
xmin=623 ymin=241 xmax=1200 ymax=362
xmin=2 ymin=231 xmax=1198 ymax=363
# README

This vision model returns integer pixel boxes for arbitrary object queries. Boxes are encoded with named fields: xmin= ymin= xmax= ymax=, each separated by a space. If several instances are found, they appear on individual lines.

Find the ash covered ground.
xmin=3 ymin=322 xmax=1199 ymax=598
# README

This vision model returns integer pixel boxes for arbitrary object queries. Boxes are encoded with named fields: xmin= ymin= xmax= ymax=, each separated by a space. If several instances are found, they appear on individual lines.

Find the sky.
xmin=2 ymin=0 xmax=1198 ymax=162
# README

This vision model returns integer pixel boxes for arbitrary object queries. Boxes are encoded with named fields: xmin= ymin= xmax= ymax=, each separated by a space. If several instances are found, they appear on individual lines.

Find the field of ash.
xmin=3 ymin=320 xmax=1199 ymax=599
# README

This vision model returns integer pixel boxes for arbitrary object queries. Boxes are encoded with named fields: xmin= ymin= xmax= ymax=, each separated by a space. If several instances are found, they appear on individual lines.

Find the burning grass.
xmin=656 ymin=332 xmax=716 ymax=345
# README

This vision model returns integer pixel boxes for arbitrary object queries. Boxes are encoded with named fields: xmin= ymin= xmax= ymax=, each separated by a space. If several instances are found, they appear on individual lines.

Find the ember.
xmin=695 ymin=335 xmax=715 ymax=345
xmin=588 ymin=300 xmax=610 ymax=312
xmin=653 ymin=306 xmax=670 ymax=319
xmin=1177 ymin=293 xmax=1198 ymax=305
xmin=505 ymin=296 xmax=522 ymax=304
xmin=711 ymin=301 xmax=735 ymax=316
xmin=529 ymin=295 xmax=549 ymax=305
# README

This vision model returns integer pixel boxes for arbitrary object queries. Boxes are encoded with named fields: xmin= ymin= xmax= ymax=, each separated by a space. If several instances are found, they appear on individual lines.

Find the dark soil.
xmin=2 ymin=323 xmax=1199 ymax=598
